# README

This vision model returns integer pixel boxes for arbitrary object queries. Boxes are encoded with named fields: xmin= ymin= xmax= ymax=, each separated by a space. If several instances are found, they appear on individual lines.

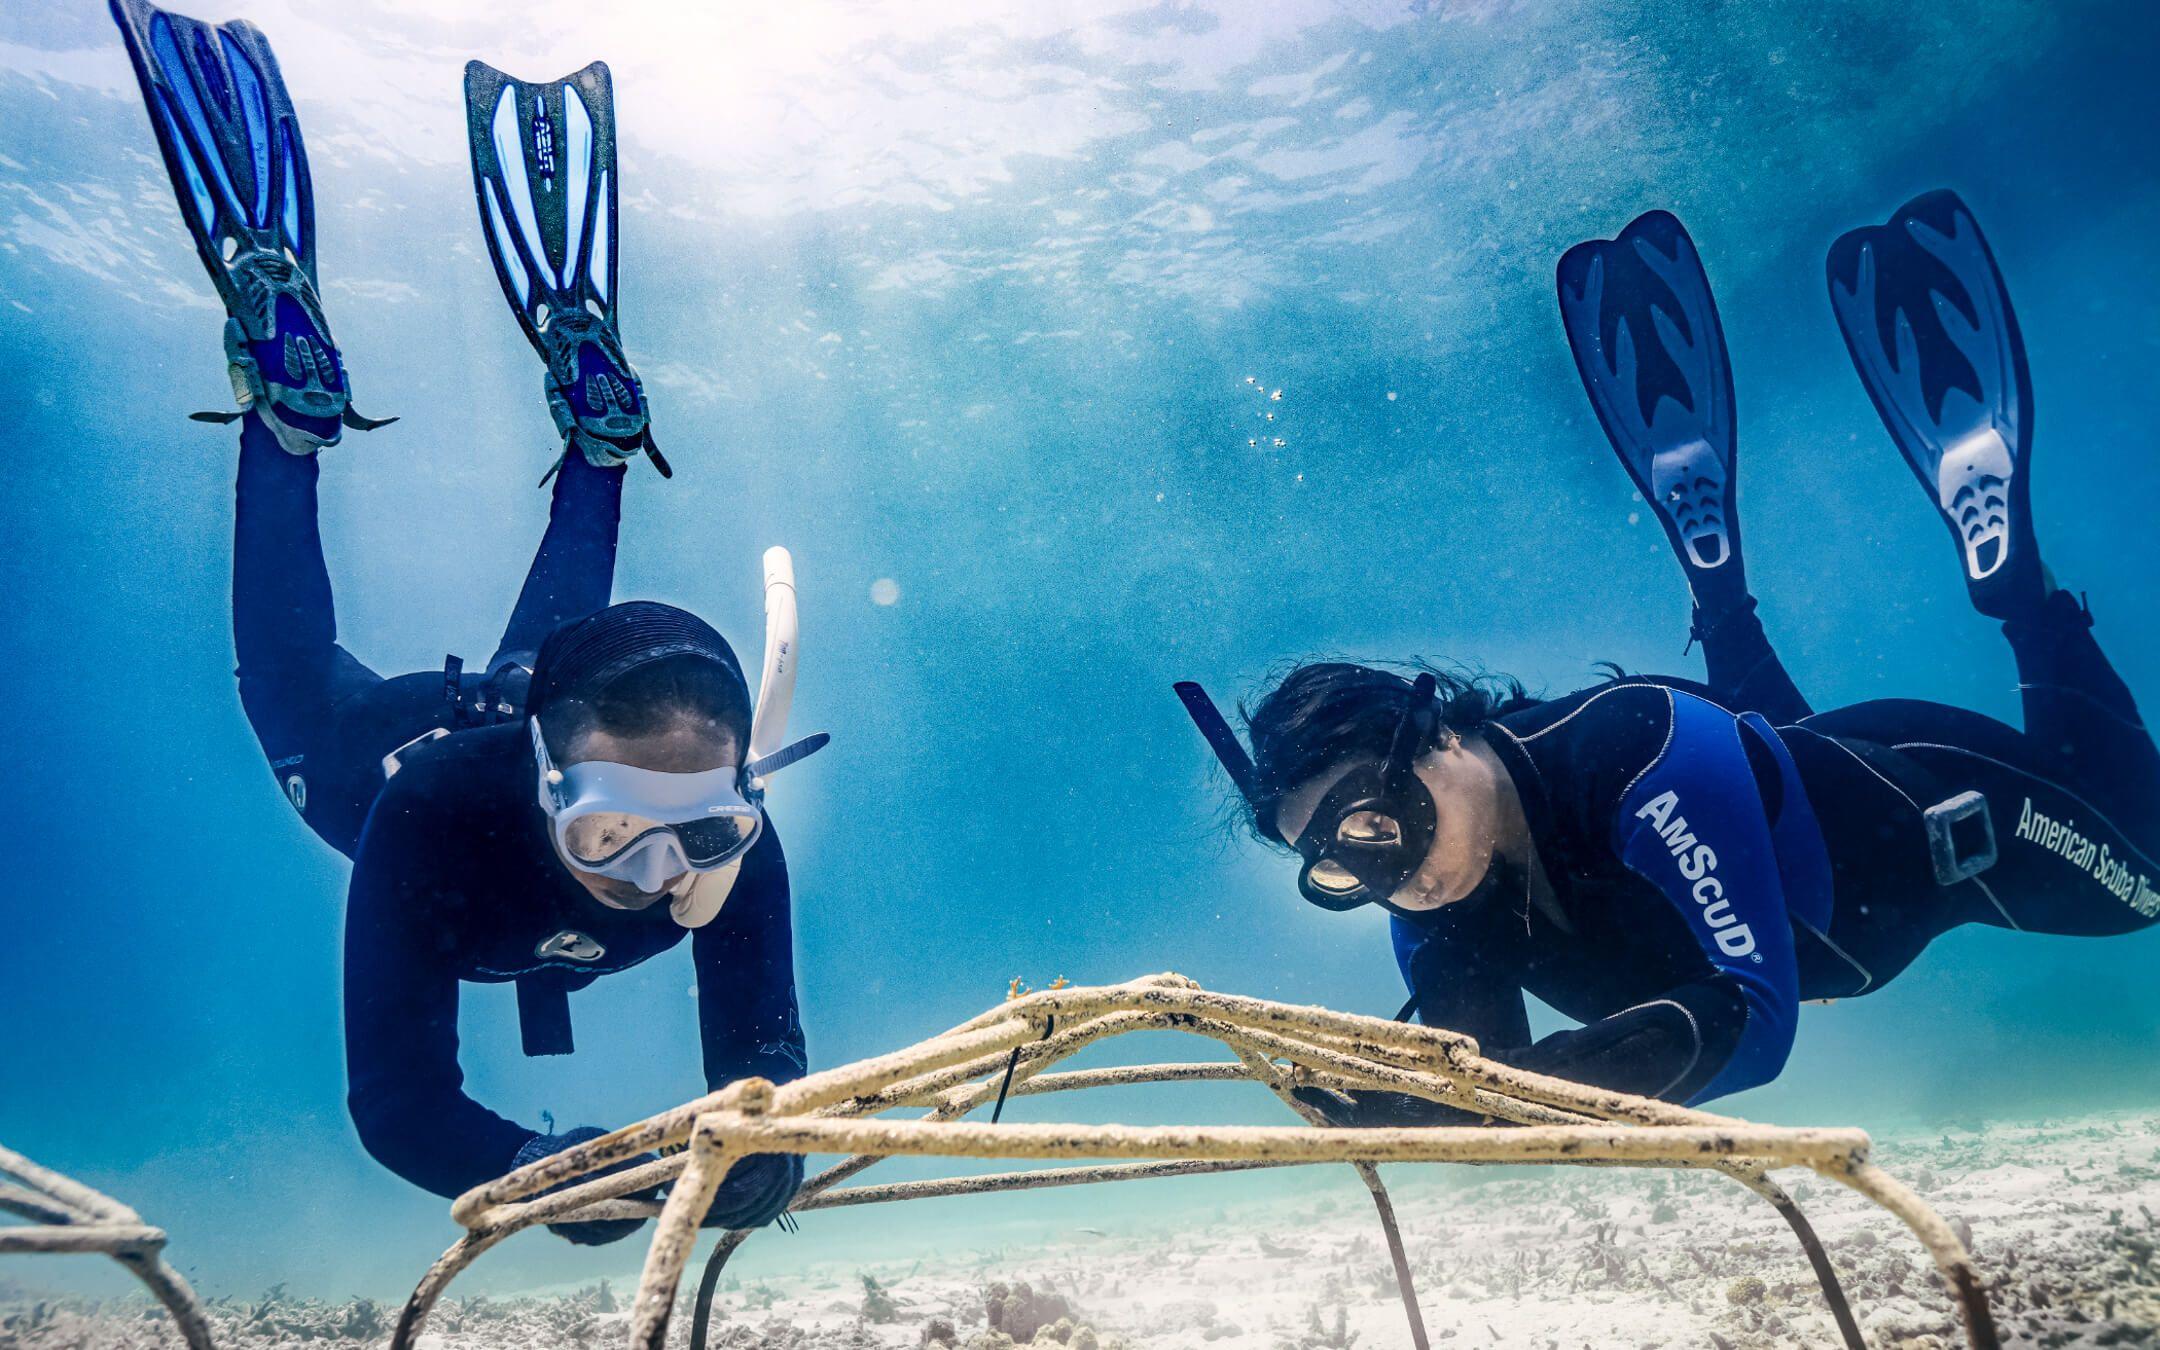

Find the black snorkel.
xmin=1174 ymin=674 xmax=1443 ymax=915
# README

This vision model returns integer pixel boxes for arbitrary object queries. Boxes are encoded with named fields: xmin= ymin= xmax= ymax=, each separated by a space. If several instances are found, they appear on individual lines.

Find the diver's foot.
xmin=542 ymin=312 xmax=665 ymax=474
xmin=1930 ymin=424 xmax=2046 ymax=619
xmin=206 ymin=255 xmax=396 ymax=456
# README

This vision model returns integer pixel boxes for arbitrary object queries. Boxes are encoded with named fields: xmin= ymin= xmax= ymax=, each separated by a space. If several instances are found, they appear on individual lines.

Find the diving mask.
xmin=1175 ymin=673 xmax=1441 ymax=915
xmin=533 ymin=547 xmax=828 ymax=917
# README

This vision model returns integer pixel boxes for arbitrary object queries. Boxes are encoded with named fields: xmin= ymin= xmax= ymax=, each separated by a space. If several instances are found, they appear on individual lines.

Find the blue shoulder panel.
xmin=1613 ymin=690 xmax=1800 ymax=1102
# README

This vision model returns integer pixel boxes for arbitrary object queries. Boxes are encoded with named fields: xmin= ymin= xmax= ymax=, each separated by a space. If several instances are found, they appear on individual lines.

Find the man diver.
xmin=111 ymin=1 xmax=821 ymax=1239
xmin=1176 ymin=194 xmax=2158 ymax=1115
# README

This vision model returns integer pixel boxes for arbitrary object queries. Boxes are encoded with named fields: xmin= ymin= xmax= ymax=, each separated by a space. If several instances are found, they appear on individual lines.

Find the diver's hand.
xmin=693 ymin=1152 xmax=804 ymax=1231
xmin=1289 ymin=1086 xmax=1481 ymax=1129
xmin=511 ymin=1126 xmax=659 ymax=1247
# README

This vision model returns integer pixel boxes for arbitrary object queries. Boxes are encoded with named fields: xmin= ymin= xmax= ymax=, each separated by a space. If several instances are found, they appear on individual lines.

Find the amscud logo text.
xmin=1635 ymin=790 xmax=1758 ymax=957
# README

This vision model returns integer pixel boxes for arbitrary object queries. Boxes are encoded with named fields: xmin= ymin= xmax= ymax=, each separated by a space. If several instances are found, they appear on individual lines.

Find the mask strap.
xmin=529 ymin=716 xmax=568 ymax=813
xmin=1383 ymin=673 xmax=1439 ymax=798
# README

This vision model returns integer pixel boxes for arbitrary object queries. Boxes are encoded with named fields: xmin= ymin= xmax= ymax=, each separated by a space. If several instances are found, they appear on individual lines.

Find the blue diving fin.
xmin=1827 ymin=190 xmax=2039 ymax=619
xmin=463 ymin=60 xmax=665 ymax=478
xmin=1557 ymin=211 xmax=1743 ymax=611
xmin=109 ymin=0 xmax=393 ymax=454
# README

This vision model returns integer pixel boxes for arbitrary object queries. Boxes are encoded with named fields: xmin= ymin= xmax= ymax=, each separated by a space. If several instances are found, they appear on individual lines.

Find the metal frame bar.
xmin=391 ymin=974 xmax=1999 ymax=1350
xmin=0 ymin=1144 xmax=216 ymax=1350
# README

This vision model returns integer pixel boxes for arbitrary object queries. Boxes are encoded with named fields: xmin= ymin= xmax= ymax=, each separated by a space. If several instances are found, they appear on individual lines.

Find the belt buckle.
xmin=1924 ymin=790 xmax=1997 ymax=886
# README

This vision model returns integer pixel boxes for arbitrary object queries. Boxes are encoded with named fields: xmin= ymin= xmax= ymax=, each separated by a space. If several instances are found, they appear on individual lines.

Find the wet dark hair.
xmin=527 ymin=602 xmax=753 ymax=760
xmin=1237 ymin=660 xmax=1538 ymax=848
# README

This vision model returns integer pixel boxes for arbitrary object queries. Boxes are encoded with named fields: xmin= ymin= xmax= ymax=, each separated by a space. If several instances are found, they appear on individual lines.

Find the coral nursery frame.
xmin=392 ymin=975 xmax=2001 ymax=1350
xmin=0 ymin=1144 xmax=214 ymax=1350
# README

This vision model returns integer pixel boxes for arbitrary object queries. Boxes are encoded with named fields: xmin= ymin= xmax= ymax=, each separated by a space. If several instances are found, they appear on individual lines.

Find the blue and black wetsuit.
xmin=228 ymin=413 xmax=805 ymax=1211
xmin=1393 ymin=600 xmax=2159 ymax=1106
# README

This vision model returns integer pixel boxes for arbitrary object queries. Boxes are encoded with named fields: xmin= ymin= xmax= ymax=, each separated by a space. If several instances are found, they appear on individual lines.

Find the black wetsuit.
xmin=227 ymin=413 xmax=806 ymax=1210
xmin=1390 ymin=597 xmax=2160 ymax=1106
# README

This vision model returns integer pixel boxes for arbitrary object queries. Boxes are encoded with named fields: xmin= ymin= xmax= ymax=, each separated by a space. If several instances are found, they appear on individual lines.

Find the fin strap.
xmin=643 ymin=430 xmax=674 ymax=479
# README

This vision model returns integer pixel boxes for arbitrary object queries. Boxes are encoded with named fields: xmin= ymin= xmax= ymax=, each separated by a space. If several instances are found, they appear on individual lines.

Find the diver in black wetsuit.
xmin=1175 ymin=192 xmax=2157 ymax=1114
xmin=111 ymin=1 xmax=821 ymax=1240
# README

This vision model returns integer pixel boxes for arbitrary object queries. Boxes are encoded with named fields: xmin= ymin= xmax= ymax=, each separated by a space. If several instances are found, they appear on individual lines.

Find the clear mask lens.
xmin=1305 ymin=858 xmax=1365 ymax=895
xmin=671 ymin=812 xmax=755 ymax=866
xmin=562 ymin=812 xmax=670 ymax=866
xmin=1337 ymin=810 xmax=1402 ymax=846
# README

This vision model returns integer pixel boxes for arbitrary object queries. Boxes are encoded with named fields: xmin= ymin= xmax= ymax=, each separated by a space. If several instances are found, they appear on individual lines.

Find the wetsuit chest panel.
xmin=353 ymin=727 xmax=692 ymax=982
xmin=1612 ymin=691 xmax=1799 ymax=1100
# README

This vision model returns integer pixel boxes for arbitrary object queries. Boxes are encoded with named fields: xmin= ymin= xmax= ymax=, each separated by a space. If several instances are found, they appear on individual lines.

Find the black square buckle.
xmin=1925 ymin=790 xmax=1997 ymax=886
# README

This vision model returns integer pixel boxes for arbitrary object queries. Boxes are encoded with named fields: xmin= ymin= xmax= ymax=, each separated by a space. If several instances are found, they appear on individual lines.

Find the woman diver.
xmin=1177 ymin=191 xmax=2158 ymax=1116
xmin=111 ymin=1 xmax=821 ymax=1240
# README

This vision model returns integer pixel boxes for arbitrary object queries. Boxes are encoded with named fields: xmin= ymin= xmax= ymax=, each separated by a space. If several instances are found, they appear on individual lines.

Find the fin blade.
xmin=1826 ymin=189 xmax=2032 ymax=478
xmin=1556 ymin=209 xmax=1736 ymax=492
xmin=462 ymin=59 xmax=620 ymax=359
xmin=110 ymin=0 xmax=316 ymax=295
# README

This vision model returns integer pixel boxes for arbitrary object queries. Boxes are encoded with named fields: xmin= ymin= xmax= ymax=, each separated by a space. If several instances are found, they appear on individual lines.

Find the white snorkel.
xmin=747 ymin=546 xmax=802 ymax=789
xmin=667 ymin=546 xmax=828 ymax=928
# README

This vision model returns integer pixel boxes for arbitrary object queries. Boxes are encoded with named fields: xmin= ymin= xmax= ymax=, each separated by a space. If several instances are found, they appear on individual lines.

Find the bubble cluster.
xmin=1241 ymin=375 xmax=1286 ymax=450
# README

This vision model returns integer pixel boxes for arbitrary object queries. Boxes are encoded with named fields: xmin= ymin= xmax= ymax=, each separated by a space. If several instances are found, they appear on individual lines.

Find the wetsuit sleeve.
xmin=1607 ymin=690 xmax=1800 ymax=1102
xmin=1390 ymin=911 xmax=1531 ymax=1051
xmin=343 ymin=807 xmax=534 ymax=1199
xmin=691 ymin=829 xmax=807 ymax=1091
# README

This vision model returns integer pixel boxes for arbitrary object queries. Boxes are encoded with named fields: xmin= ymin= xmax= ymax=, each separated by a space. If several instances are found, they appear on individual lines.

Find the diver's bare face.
xmin=1273 ymin=735 xmax=1512 ymax=913
xmin=557 ymin=717 xmax=741 ymax=910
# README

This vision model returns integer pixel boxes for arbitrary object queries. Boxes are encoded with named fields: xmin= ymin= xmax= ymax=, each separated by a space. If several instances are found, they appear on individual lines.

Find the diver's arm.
xmin=685 ymin=829 xmax=807 ymax=1229
xmin=343 ymin=823 xmax=535 ymax=1199
xmin=1291 ymin=910 xmax=1534 ymax=1127
xmin=1605 ymin=692 xmax=1801 ymax=1103
xmin=1492 ymin=979 xmax=1745 ymax=1101
xmin=691 ymin=830 xmax=807 ymax=1092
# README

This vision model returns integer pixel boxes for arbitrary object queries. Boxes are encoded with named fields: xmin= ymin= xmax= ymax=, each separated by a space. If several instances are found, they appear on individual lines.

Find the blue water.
xmin=3 ymin=0 xmax=2157 ymax=1305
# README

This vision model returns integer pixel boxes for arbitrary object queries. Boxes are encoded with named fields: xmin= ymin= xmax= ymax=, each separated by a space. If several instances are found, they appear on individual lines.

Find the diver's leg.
xmin=485 ymin=452 xmax=628 ymax=686
xmin=1693 ymin=599 xmax=1813 ymax=722
xmin=1807 ymin=694 xmax=2160 ymax=939
xmin=2001 ymin=590 xmax=2159 ymax=825
xmin=231 ymin=411 xmax=388 ymax=853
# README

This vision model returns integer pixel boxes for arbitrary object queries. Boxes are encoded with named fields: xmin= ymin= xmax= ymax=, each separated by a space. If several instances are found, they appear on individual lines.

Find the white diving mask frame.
xmin=533 ymin=547 xmax=828 ymax=923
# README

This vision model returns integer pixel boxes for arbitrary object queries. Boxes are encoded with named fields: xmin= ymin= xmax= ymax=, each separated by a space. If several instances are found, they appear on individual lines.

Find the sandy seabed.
xmin=6 ymin=1110 xmax=2157 ymax=1350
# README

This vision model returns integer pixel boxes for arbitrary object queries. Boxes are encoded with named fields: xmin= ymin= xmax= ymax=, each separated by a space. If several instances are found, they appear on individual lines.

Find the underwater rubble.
xmin=5 ymin=1111 xmax=2156 ymax=1349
